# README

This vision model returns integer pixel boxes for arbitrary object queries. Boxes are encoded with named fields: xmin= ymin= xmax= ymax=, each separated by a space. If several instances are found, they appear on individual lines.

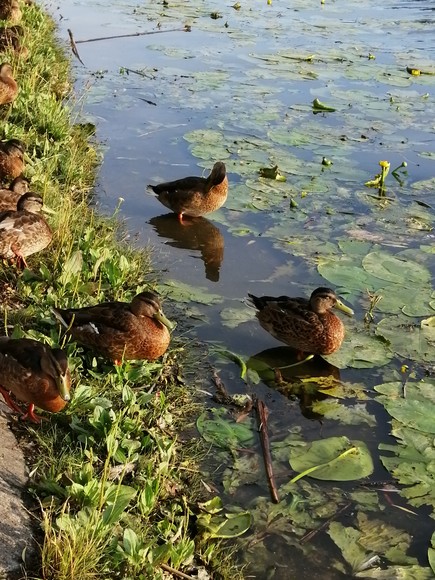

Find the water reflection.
xmin=149 ymin=213 xmax=224 ymax=282
xmin=247 ymin=346 xmax=340 ymax=421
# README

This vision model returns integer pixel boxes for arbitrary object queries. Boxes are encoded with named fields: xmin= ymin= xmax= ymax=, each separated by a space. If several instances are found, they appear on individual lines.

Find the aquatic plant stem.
xmin=299 ymin=501 xmax=352 ymax=544
xmin=254 ymin=396 xmax=279 ymax=504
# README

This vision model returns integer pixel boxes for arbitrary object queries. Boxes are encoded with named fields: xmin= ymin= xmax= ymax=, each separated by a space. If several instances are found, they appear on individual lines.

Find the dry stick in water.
xmin=299 ymin=501 xmax=352 ymax=545
xmin=68 ymin=26 xmax=191 ymax=65
xmin=254 ymin=396 xmax=279 ymax=504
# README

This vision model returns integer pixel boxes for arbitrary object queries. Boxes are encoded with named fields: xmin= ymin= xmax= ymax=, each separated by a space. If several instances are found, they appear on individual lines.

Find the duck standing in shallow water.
xmin=0 ymin=338 xmax=71 ymax=423
xmin=248 ymin=287 xmax=353 ymax=355
xmin=0 ymin=62 xmax=17 ymax=104
xmin=0 ymin=138 xmax=25 ymax=180
xmin=0 ymin=192 xmax=52 ymax=267
xmin=149 ymin=161 xmax=228 ymax=223
xmin=52 ymin=291 xmax=173 ymax=364
xmin=0 ymin=175 xmax=29 ymax=211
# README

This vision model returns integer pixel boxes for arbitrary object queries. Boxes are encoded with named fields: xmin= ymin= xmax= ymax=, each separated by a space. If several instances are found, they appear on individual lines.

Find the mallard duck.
xmin=52 ymin=291 xmax=173 ymax=363
xmin=248 ymin=287 xmax=354 ymax=355
xmin=0 ymin=25 xmax=27 ymax=58
xmin=0 ymin=62 xmax=17 ymax=104
xmin=149 ymin=161 xmax=228 ymax=223
xmin=0 ymin=138 xmax=25 ymax=180
xmin=0 ymin=337 xmax=71 ymax=423
xmin=0 ymin=192 xmax=52 ymax=267
xmin=0 ymin=0 xmax=21 ymax=24
xmin=0 ymin=175 xmax=29 ymax=211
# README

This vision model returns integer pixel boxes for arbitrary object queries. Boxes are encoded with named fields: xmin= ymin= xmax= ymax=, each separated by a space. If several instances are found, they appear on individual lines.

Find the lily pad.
xmin=362 ymin=251 xmax=431 ymax=286
xmin=289 ymin=436 xmax=373 ymax=481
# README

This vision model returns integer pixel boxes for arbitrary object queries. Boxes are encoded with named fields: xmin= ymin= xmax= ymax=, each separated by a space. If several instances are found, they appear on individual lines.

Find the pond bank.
xmin=0 ymin=3 xmax=234 ymax=579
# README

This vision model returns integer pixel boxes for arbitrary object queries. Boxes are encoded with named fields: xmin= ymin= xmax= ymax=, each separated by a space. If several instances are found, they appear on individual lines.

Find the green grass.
xmin=0 ymin=4 xmax=243 ymax=579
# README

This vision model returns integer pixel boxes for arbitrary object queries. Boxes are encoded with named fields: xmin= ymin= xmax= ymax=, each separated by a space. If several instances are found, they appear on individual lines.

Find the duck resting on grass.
xmin=0 ymin=175 xmax=29 ymax=211
xmin=0 ymin=0 xmax=22 ymax=25
xmin=0 ymin=192 xmax=52 ymax=268
xmin=0 ymin=138 xmax=25 ymax=181
xmin=0 ymin=62 xmax=18 ymax=105
xmin=0 ymin=338 xmax=71 ymax=423
xmin=148 ymin=161 xmax=228 ymax=223
xmin=52 ymin=291 xmax=174 ymax=364
xmin=248 ymin=287 xmax=354 ymax=356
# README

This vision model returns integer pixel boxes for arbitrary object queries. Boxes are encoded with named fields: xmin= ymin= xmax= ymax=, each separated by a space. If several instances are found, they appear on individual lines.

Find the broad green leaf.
xmin=362 ymin=251 xmax=431 ymax=285
xmin=196 ymin=408 xmax=255 ymax=450
xmin=102 ymin=485 xmax=137 ymax=526
xmin=289 ymin=436 xmax=373 ymax=481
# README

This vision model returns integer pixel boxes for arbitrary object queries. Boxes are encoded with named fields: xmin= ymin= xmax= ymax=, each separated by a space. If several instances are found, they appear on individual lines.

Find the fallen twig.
xmin=75 ymin=26 xmax=191 ymax=44
xmin=299 ymin=501 xmax=352 ymax=544
xmin=254 ymin=396 xmax=279 ymax=503
xmin=160 ymin=563 xmax=195 ymax=579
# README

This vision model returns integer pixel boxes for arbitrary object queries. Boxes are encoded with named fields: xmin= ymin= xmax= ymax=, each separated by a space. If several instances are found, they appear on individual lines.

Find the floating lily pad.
xmin=289 ymin=436 xmax=373 ymax=481
xmin=325 ymin=324 xmax=393 ymax=369
xmin=362 ymin=251 xmax=431 ymax=285
xmin=375 ymin=316 xmax=432 ymax=363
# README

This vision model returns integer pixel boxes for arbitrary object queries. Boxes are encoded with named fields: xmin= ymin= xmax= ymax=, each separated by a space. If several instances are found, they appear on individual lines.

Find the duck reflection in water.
xmin=247 ymin=346 xmax=341 ymax=421
xmin=149 ymin=213 xmax=224 ymax=282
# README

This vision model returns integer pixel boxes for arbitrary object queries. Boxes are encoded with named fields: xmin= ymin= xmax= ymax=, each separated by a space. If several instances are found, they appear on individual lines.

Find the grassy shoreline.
xmin=0 ymin=4 xmax=239 ymax=579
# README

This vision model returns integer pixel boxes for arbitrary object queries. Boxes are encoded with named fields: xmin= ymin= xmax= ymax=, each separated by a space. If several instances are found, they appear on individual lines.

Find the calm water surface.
xmin=51 ymin=0 xmax=434 ymax=577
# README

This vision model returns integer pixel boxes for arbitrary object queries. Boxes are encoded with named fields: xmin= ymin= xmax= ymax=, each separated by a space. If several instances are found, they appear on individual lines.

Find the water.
xmin=51 ymin=0 xmax=435 ymax=576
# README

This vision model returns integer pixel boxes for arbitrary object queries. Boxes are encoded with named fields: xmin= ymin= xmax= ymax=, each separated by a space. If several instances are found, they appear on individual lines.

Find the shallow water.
xmin=53 ymin=0 xmax=435 ymax=576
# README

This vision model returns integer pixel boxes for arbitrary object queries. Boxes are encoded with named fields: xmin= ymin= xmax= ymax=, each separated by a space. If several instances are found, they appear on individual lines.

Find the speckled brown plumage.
xmin=0 ymin=175 xmax=29 ymax=211
xmin=0 ymin=337 xmax=71 ymax=422
xmin=0 ymin=25 xmax=27 ymax=58
xmin=248 ymin=287 xmax=353 ymax=355
xmin=0 ymin=138 xmax=25 ymax=180
xmin=0 ymin=62 xmax=17 ymax=104
xmin=0 ymin=192 xmax=52 ymax=266
xmin=52 ymin=291 xmax=173 ymax=363
xmin=0 ymin=0 xmax=21 ymax=24
xmin=149 ymin=161 xmax=228 ymax=222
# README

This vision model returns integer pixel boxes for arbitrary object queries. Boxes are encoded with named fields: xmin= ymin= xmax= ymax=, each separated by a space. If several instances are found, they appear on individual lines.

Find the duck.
xmin=0 ymin=25 xmax=28 ymax=58
xmin=148 ymin=161 xmax=228 ymax=223
xmin=0 ymin=138 xmax=25 ymax=180
xmin=0 ymin=337 xmax=71 ymax=423
xmin=0 ymin=62 xmax=17 ymax=104
xmin=248 ymin=287 xmax=354 ymax=355
xmin=0 ymin=192 xmax=53 ymax=267
xmin=0 ymin=175 xmax=29 ymax=211
xmin=52 ymin=291 xmax=173 ymax=364
xmin=0 ymin=0 xmax=21 ymax=25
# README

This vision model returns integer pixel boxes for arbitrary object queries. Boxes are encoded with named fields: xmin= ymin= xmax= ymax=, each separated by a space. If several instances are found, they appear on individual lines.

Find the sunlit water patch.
xmin=54 ymin=0 xmax=435 ymax=576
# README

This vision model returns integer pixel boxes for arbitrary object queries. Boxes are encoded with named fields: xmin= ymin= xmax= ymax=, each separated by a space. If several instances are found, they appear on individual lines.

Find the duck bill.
xmin=154 ymin=310 xmax=174 ymax=330
xmin=56 ymin=373 xmax=71 ymax=402
xmin=335 ymin=299 xmax=354 ymax=317
xmin=42 ymin=204 xmax=56 ymax=215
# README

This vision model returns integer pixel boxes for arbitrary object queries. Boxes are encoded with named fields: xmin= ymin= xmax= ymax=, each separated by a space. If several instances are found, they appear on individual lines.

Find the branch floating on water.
xmin=254 ymin=396 xmax=279 ymax=504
